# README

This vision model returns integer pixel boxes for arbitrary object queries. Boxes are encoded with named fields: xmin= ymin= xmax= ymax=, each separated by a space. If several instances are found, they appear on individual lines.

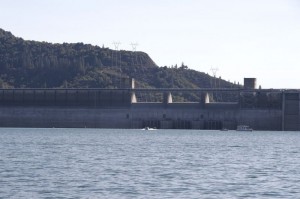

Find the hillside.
xmin=0 ymin=28 xmax=156 ymax=88
xmin=0 ymin=28 xmax=237 ymax=89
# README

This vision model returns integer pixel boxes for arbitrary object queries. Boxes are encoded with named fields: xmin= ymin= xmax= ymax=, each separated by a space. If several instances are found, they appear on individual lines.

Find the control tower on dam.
xmin=0 ymin=78 xmax=299 ymax=131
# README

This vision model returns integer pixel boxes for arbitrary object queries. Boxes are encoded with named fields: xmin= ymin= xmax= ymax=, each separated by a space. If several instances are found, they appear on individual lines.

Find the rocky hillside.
xmin=0 ymin=28 xmax=237 ymax=89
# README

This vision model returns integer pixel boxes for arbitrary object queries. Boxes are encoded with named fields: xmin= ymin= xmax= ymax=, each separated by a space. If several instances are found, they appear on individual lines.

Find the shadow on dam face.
xmin=0 ymin=88 xmax=297 ymax=131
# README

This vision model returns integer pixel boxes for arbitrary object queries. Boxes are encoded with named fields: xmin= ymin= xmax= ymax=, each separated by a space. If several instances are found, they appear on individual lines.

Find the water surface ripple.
xmin=0 ymin=128 xmax=300 ymax=198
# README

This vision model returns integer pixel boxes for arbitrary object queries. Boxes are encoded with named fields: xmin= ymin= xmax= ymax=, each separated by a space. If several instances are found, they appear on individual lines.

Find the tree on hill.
xmin=0 ymin=28 xmax=237 ymax=98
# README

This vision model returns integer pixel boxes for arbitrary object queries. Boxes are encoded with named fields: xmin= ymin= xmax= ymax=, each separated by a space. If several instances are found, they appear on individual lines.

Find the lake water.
xmin=0 ymin=128 xmax=300 ymax=199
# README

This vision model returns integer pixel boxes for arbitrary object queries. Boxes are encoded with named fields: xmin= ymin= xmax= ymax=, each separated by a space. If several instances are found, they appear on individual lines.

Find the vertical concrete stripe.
xmin=282 ymin=91 xmax=285 ymax=131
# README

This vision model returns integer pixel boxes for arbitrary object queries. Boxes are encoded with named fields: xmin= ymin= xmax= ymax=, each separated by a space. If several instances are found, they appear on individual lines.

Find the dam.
xmin=0 ymin=78 xmax=299 ymax=131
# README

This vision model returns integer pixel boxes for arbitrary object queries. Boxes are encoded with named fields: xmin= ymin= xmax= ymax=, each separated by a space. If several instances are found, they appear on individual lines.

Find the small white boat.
xmin=236 ymin=125 xmax=253 ymax=131
xmin=220 ymin=128 xmax=228 ymax=131
xmin=141 ymin=127 xmax=157 ymax=131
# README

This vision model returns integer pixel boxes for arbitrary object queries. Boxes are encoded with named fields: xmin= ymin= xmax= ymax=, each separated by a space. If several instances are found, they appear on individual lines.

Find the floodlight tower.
xmin=112 ymin=41 xmax=122 ymax=87
xmin=130 ymin=42 xmax=138 ymax=51
xmin=210 ymin=67 xmax=219 ymax=88
xmin=210 ymin=67 xmax=219 ymax=78
xmin=209 ymin=66 xmax=220 ymax=102
xmin=113 ymin=41 xmax=121 ymax=50
xmin=130 ymin=42 xmax=138 ymax=66
xmin=112 ymin=41 xmax=121 ymax=67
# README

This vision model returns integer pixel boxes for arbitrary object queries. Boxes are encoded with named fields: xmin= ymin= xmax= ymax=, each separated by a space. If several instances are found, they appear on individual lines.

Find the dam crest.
xmin=0 ymin=78 xmax=299 ymax=131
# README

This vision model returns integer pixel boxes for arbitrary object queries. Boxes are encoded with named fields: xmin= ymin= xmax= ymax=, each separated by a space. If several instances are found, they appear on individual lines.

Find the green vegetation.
xmin=0 ymin=28 xmax=236 ymax=88
xmin=0 ymin=28 xmax=239 ymax=101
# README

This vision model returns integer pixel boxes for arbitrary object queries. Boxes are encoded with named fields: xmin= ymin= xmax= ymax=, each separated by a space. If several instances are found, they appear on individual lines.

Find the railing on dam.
xmin=0 ymin=89 xmax=132 ymax=107
xmin=0 ymin=88 xmax=299 ymax=130
xmin=0 ymin=87 xmax=288 ymax=109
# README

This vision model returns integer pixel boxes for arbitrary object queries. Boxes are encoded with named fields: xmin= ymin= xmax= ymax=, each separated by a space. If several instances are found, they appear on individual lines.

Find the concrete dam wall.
xmin=0 ymin=86 xmax=297 ymax=131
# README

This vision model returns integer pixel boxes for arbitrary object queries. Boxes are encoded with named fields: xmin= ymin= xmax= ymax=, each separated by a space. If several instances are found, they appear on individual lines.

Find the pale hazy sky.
xmin=1 ymin=0 xmax=300 ymax=88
